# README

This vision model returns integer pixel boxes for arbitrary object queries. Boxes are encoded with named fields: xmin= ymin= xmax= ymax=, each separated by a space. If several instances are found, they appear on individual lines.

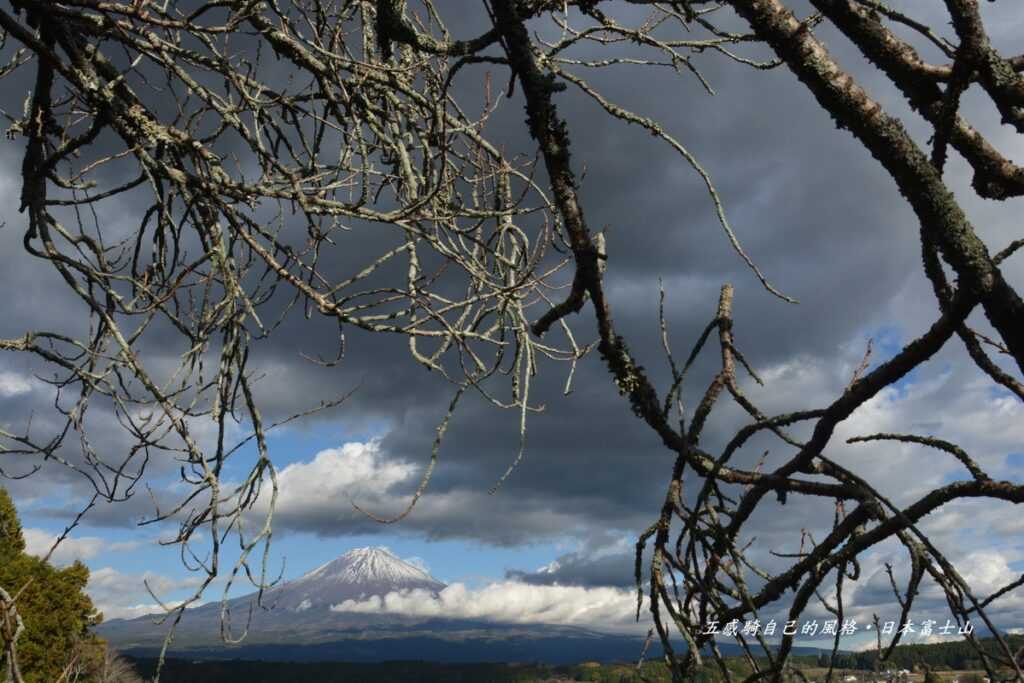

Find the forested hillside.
xmin=792 ymin=634 xmax=1024 ymax=673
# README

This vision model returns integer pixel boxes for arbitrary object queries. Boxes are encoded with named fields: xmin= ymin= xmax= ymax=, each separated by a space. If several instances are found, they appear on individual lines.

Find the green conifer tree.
xmin=0 ymin=486 xmax=25 ymax=558
xmin=0 ymin=488 xmax=104 ymax=682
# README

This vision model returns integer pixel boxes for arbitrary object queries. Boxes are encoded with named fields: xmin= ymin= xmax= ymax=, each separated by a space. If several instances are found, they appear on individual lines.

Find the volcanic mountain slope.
xmin=263 ymin=545 xmax=446 ymax=611
xmin=98 ymin=546 xmax=673 ymax=663
xmin=97 ymin=547 xmax=450 ymax=649
xmin=97 ymin=547 xmax=827 ymax=664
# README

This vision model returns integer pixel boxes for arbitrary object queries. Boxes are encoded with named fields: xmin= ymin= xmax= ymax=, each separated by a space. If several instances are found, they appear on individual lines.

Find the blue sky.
xmin=15 ymin=418 xmax=581 ymax=609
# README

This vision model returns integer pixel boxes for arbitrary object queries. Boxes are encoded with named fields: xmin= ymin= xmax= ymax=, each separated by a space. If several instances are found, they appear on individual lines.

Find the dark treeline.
xmin=126 ymin=636 xmax=1024 ymax=682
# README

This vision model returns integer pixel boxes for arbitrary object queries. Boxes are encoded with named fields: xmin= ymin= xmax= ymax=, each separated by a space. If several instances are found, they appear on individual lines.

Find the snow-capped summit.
xmin=302 ymin=547 xmax=439 ymax=587
xmin=268 ymin=546 xmax=445 ymax=612
xmin=97 ymin=545 xmax=650 ymax=662
xmin=97 ymin=546 xmax=450 ymax=647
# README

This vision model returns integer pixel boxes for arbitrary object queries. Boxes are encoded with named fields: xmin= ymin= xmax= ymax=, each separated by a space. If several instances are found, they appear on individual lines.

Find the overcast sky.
xmin=0 ymin=0 xmax=1022 ymax=651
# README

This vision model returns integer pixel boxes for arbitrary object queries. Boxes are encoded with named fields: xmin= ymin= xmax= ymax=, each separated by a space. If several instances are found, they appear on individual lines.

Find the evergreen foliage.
xmin=0 ymin=488 xmax=105 ymax=682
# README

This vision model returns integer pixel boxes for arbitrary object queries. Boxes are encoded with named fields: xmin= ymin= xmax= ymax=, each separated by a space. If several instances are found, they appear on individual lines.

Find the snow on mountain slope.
xmin=266 ymin=546 xmax=445 ymax=612
xmin=302 ymin=547 xmax=440 ymax=587
xmin=96 ymin=547 xmax=655 ymax=660
xmin=96 ymin=546 xmax=448 ymax=648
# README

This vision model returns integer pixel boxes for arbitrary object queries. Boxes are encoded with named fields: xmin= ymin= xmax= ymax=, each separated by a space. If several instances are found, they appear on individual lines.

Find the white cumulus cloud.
xmin=23 ymin=528 xmax=106 ymax=565
xmin=97 ymin=602 xmax=186 ymax=621
xmin=266 ymin=439 xmax=416 ymax=517
xmin=0 ymin=370 xmax=32 ymax=397
xmin=23 ymin=529 xmax=142 ymax=566
xmin=331 ymin=581 xmax=647 ymax=633
xmin=87 ymin=566 xmax=205 ymax=620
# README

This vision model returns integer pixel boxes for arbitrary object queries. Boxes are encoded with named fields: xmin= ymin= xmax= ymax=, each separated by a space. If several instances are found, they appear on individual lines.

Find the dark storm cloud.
xmin=506 ymin=548 xmax=638 ymax=588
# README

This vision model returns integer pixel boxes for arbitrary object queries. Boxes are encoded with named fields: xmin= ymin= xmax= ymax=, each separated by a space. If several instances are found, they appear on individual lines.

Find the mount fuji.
xmin=261 ymin=546 xmax=446 ymax=611
xmin=96 ymin=547 xmax=659 ymax=664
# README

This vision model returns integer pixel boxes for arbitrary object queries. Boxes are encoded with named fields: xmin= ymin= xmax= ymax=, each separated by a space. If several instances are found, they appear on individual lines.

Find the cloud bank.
xmin=331 ymin=581 xmax=647 ymax=633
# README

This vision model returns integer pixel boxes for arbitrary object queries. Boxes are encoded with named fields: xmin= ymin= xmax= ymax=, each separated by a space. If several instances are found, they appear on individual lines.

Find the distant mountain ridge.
xmin=98 ymin=547 xmax=449 ymax=650
xmin=95 ymin=546 xmax=824 ymax=665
